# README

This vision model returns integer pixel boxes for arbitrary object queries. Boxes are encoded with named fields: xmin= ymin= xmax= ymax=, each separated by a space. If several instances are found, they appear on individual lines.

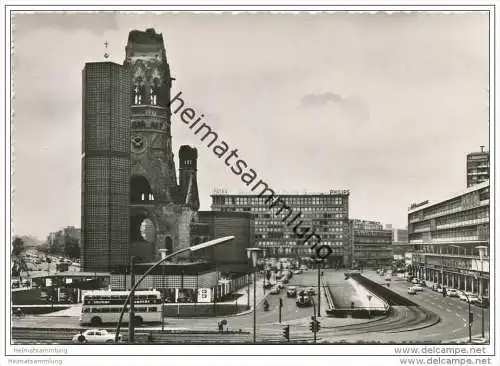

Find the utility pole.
xmin=161 ymin=293 xmax=165 ymax=332
xmin=279 ymin=298 xmax=283 ymax=323
xmin=311 ymin=297 xmax=317 ymax=344
xmin=317 ymin=260 xmax=321 ymax=317
xmin=128 ymin=256 xmax=135 ymax=344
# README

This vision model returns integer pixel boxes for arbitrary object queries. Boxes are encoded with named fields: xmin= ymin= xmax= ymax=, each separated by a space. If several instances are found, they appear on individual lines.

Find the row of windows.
xmin=436 ymin=207 xmax=489 ymax=226
xmin=213 ymin=195 xmax=346 ymax=205
xmin=82 ymin=306 xmax=158 ymax=313
xmin=432 ymin=227 xmax=478 ymax=240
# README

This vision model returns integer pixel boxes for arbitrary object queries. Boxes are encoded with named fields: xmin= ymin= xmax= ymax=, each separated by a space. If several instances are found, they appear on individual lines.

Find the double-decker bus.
xmin=80 ymin=290 xmax=162 ymax=326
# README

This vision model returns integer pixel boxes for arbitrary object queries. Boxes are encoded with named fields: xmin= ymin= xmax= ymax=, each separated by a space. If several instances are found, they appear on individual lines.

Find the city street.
xmin=359 ymin=271 xmax=490 ymax=342
xmin=12 ymin=268 xmax=490 ymax=344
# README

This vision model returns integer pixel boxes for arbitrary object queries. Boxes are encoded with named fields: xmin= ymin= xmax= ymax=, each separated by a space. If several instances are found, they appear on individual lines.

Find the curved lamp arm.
xmin=114 ymin=236 xmax=234 ymax=343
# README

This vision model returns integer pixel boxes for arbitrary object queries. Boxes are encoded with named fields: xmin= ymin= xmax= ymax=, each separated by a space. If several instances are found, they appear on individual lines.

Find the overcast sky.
xmin=11 ymin=12 xmax=490 ymax=239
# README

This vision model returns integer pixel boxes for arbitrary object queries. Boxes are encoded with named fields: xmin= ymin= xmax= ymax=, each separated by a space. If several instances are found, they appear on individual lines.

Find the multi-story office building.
xmin=211 ymin=190 xmax=350 ymax=266
xmin=349 ymin=220 xmax=393 ymax=268
xmin=81 ymin=62 xmax=131 ymax=272
xmin=408 ymin=180 xmax=490 ymax=297
xmin=467 ymin=146 xmax=489 ymax=188
xmin=391 ymin=228 xmax=409 ymax=261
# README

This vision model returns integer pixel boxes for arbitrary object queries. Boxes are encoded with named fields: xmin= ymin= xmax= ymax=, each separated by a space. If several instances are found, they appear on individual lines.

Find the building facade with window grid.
xmin=81 ymin=62 xmax=131 ymax=273
xmin=349 ymin=220 xmax=393 ymax=268
xmin=211 ymin=191 xmax=350 ymax=266
xmin=467 ymin=147 xmax=489 ymax=188
xmin=407 ymin=180 xmax=490 ymax=298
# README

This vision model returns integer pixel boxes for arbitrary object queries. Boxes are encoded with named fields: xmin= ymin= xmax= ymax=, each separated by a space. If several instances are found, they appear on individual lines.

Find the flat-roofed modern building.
xmin=467 ymin=146 xmax=489 ymax=188
xmin=349 ymin=219 xmax=393 ymax=269
xmin=81 ymin=62 xmax=131 ymax=273
xmin=408 ymin=180 xmax=490 ymax=298
xmin=211 ymin=190 xmax=350 ymax=266
xmin=391 ymin=228 xmax=410 ymax=261
xmin=191 ymin=211 xmax=254 ymax=275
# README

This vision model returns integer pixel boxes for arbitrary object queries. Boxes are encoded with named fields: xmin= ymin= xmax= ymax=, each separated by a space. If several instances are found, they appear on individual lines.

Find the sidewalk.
xmin=443 ymin=333 xmax=490 ymax=344
xmin=43 ymin=304 xmax=81 ymax=317
xmin=45 ymin=279 xmax=269 ymax=318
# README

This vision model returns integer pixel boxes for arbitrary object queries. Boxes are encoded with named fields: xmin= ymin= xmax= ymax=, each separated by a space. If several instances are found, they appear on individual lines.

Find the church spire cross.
xmin=104 ymin=41 xmax=110 ymax=59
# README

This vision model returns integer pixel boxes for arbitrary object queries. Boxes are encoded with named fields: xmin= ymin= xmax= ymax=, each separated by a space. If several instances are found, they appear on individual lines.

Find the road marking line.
xmin=455 ymin=313 xmax=461 ymax=317
xmin=452 ymin=329 xmax=461 ymax=333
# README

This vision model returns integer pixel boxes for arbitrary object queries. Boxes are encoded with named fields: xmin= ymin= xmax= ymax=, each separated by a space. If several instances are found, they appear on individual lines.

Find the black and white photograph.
xmin=2 ymin=3 xmax=498 ymax=366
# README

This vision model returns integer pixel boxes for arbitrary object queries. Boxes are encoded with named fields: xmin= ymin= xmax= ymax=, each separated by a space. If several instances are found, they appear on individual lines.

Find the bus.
xmin=79 ymin=290 xmax=162 ymax=327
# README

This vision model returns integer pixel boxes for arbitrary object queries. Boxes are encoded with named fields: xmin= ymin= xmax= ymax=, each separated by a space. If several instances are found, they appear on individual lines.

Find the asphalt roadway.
xmin=10 ymin=269 xmax=489 ymax=344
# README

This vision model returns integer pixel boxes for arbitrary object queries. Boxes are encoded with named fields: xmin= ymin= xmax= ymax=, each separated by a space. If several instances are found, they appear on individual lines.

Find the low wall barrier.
xmin=321 ymin=276 xmax=336 ymax=311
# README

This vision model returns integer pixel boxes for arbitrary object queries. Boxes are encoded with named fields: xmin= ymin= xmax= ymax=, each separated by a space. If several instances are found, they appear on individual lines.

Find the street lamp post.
xmin=128 ymin=256 xmax=136 ymax=344
xmin=457 ymin=289 xmax=472 ymax=343
xmin=246 ymin=248 xmax=262 ymax=344
xmin=475 ymin=246 xmax=488 ymax=339
xmin=247 ymin=261 xmax=251 ymax=310
xmin=114 ymin=236 xmax=235 ymax=343
xmin=367 ymin=295 xmax=372 ymax=319
xmin=316 ymin=259 xmax=322 ymax=317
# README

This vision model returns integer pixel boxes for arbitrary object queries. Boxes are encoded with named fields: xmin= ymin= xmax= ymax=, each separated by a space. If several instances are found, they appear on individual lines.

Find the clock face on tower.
xmin=131 ymin=135 xmax=147 ymax=153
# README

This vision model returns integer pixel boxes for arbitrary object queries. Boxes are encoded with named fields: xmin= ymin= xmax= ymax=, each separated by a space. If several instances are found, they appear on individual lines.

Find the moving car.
xmin=296 ymin=290 xmax=313 ymax=307
xmin=385 ymin=276 xmax=392 ymax=281
xmin=408 ymin=287 xmax=417 ymax=295
xmin=277 ymin=281 xmax=285 ymax=289
xmin=411 ymin=278 xmax=419 ymax=284
xmin=72 ymin=329 xmax=121 ymax=344
xmin=286 ymin=286 xmax=297 ymax=298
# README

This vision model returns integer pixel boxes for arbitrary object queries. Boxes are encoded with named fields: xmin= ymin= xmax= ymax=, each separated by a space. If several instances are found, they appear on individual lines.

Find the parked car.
xmin=446 ymin=289 xmax=459 ymax=297
xmin=473 ymin=297 xmax=489 ymax=308
xmin=458 ymin=292 xmax=469 ymax=301
xmin=413 ymin=284 xmax=424 ymax=292
xmin=408 ymin=287 xmax=417 ymax=295
xmin=72 ymin=329 xmax=121 ymax=344
xmin=411 ymin=278 xmax=419 ymax=284
xmin=277 ymin=281 xmax=285 ymax=289
xmin=467 ymin=294 xmax=480 ymax=303
xmin=307 ymin=287 xmax=316 ymax=295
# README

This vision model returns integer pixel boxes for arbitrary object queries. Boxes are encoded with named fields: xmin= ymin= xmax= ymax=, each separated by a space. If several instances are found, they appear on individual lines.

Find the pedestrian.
xmin=77 ymin=330 xmax=85 ymax=344
xmin=147 ymin=332 xmax=154 ymax=343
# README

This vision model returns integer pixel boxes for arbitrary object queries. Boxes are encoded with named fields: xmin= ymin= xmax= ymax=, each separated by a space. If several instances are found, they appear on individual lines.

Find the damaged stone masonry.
xmin=169 ymin=91 xmax=333 ymax=261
